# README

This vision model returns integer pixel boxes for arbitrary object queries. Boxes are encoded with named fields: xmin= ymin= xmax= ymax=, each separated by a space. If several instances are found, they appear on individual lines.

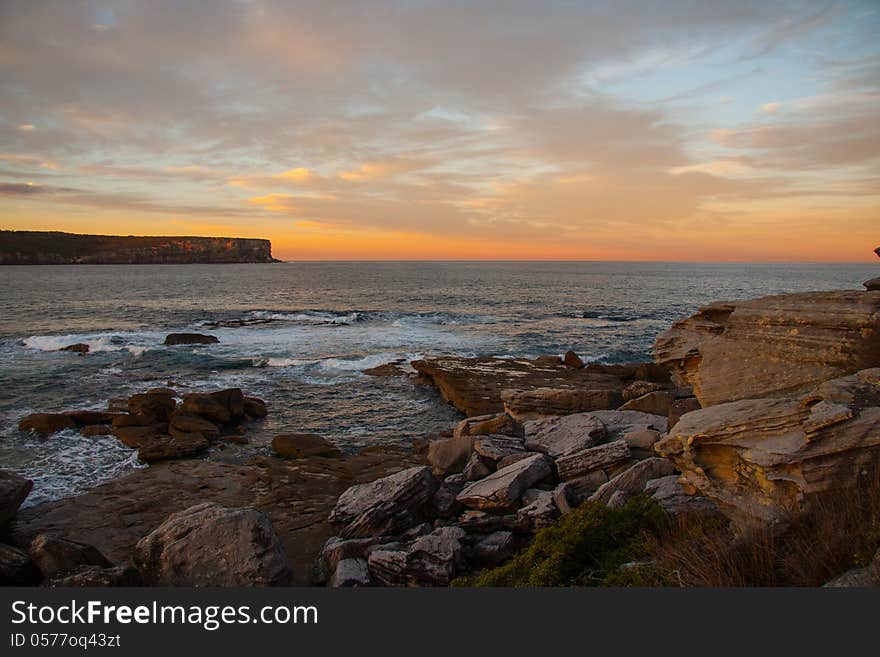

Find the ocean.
xmin=0 ymin=261 xmax=873 ymax=507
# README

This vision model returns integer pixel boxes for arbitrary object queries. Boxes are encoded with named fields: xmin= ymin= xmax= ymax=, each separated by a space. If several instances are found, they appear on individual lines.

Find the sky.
xmin=0 ymin=0 xmax=878 ymax=261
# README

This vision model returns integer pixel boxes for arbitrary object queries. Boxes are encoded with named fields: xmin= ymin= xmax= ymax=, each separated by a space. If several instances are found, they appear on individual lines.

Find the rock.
xmin=243 ymin=396 xmax=268 ymax=419
xmin=523 ymin=413 xmax=605 ymax=458
xmin=209 ymin=388 xmax=245 ymax=419
xmin=607 ymin=490 xmax=631 ymax=509
xmin=329 ymin=466 xmax=439 ymax=538
xmin=555 ymin=440 xmax=631 ymax=481
xmin=111 ymin=424 xmax=165 ymax=448
xmin=462 ymin=452 xmax=493 ymax=481
xmin=473 ymin=531 xmax=517 ymax=565
xmin=503 ymin=387 xmax=623 ymax=423
xmin=456 ymin=453 xmax=552 ymax=510
xmin=473 ymin=435 xmax=525 ymax=461
xmin=29 ymin=535 xmax=111 ymax=578
xmin=552 ymin=472 xmax=609 ymax=513
xmin=427 ymin=434 xmax=474 ymax=476
xmin=18 ymin=413 xmax=76 ymax=436
xmin=134 ymin=502 xmax=293 ymax=586
xmin=128 ymin=391 xmax=176 ymax=422
xmin=0 ymin=469 xmax=32 ymax=527
xmin=864 ymin=277 xmax=880 ymax=292
xmin=111 ymin=413 xmax=156 ymax=428
xmin=620 ymin=390 xmax=674 ymax=416
xmin=163 ymin=333 xmax=220 ymax=346
xmin=59 ymin=343 xmax=89 ymax=354
xmin=137 ymin=433 xmax=209 ymax=463
xmin=497 ymin=452 xmax=533 ymax=469
xmin=412 ymin=356 xmax=628 ymax=416
xmin=329 ymin=558 xmax=372 ymax=587
xmin=47 ymin=565 xmax=142 ymax=587
xmin=65 ymin=410 xmax=119 ymax=426
xmin=589 ymin=457 xmax=676 ymax=505
xmin=588 ymin=409 xmax=668 ymax=438
xmin=362 ymin=362 xmax=407 ymax=377
xmin=516 ymin=489 xmax=559 ymax=530
xmin=0 ymin=543 xmax=41 ymax=585
xmin=454 ymin=413 xmax=519 ymax=439
xmin=654 ymin=291 xmax=880 ymax=407
xmin=668 ymin=397 xmax=701 ymax=430
xmin=644 ymin=476 xmax=719 ymax=519
xmin=272 ymin=434 xmax=343 ymax=459
xmin=563 ymin=350 xmax=585 ymax=369
xmin=622 ymin=428 xmax=661 ymax=452
xmin=169 ymin=414 xmax=220 ymax=440
xmin=623 ymin=381 xmax=664 ymax=401
xmin=316 ymin=536 xmax=388 ymax=583
xmin=179 ymin=393 xmax=232 ymax=424
xmin=455 ymin=510 xmax=523 ymax=534
xmin=367 ymin=527 xmax=466 ymax=586
xmin=823 ymin=561 xmax=878 ymax=587
xmin=655 ymin=368 xmax=880 ymax=528
xmin=430 ymin=478 xmax=465 ymax=519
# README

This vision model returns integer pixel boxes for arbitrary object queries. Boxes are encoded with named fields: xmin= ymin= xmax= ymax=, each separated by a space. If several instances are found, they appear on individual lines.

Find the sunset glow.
xmin=1 ymin=1 xmax=878 ymax=261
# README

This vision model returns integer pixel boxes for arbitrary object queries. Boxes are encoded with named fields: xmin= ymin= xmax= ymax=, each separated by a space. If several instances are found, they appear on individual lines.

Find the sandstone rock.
xmin=456 ymin=453 xmax=552 ymax=510
xmin=243 ymin=396 xmax=268 ymax=419
xmin=18 ymin=413 xmax=76 ymax=436
xmin=555 ymin=440 xmax=631 ymax=481
xmin=329 ymin=466 xmax=438 ymax=538
xmin=497 ymin=452 xmax=533 ymax=469
xmin=170 ymin=414 xmax=220 ymax=440
xmin=620 ymin=390 xmax=674 ymax=416
xmin=563 ymin=350 xmax=585 ymax=369
xmin=209 ymin=388 xmax=245 ymax=419
xmin=864 ymin=277 xmax=880 ymax=292
xmin=412 ymin=356 xmax=627 ymax=416
xmin=516 ymin=489 xmax=560 ymax=530
xmin=47 ymin=565 xmax=142 ymax=587
xmin=552 ymin=472 xmax=609 ymax=513
xmin=455 ymin=510 xmax=523 ymax=534
xmin=473 ymin=531 xmax=516 ymax=565
xmin=128 ymin=391 xmax=177 ymax=422
xmin=0 ymin=543 xmax=41 ymax=585
xmin=179 ymin=393 xmax=231 ymax=424
xmin=60 ymin=343 xmax=89 ymax=354
xmin=137 ymin=433 xmax=209 ymax=463
xmin=65 ymin=410 xmax=119 ymax=426
xmin=427 ymin=434 xmax=474 ymax=475
xmin=623 ymin=381 xmax=664 ymax=401
xmin=81 ymin=425 xmax=111 ymax=439
xmin=588 ymin=410 xmax=668 ymax=438
xmin=362 ymin=362 xmax=406 ymax=377
xmin=655 ymin=369 xmax=880 ymax=528
xmin=504 ymin=387 xmax=623 ymax=423
xmin=589 ymin=457 xmax=676 ymax=505
xmin=272 ymin=433 xmax=343 ymax=459
xmin=329 ymin=558 xmax=372 ymax=587
xmin=134 ymin=502 xmax=293 ymax=586
xmin=473 ymin=435 xmax=525 ymax=461
xmin=644 ymin=476 xmax=719 ymax=519
xmin=111 ymin=424 xmax=165 ymax=448
xmin=0 ymin=469 xmax=32 ymax=527
xmin=654 ymin=291 xmax=880 ymax=407
xmin=668 ymin=397 xmax=701 ymax=430
xmin=523 ymin=413 xmax=605 ymax=458
xmin=29 ymin=535 xmax=111 ymax=578
xmin=623 ymin=428 xmax=661 ymax=452
xmin=456 ymin=413 xmax=519 ymax=438
xmin=164 ymin=333 xmax=219 ymax=346
xmin=367 ymin=527 xmax=466 ymax=586
xmin=111 ymin=413 xmax=156 ymax=428
xmin=463 ymin=452 xmax=493 ymax=481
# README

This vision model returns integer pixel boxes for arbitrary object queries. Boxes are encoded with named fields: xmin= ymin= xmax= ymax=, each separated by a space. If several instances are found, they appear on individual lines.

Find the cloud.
xmin=760 ymin=101 xmax=781 ymax=113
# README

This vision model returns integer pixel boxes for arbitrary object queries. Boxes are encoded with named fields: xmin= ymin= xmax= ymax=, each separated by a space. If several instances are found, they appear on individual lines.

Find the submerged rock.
xmin=59 ymin=343 xmax=89 ymax=354
xmin=163 ymin=333 xmax=220 ymax=346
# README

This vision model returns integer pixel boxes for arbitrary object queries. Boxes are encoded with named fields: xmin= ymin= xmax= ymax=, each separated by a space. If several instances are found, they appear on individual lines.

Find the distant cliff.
xmin=0 ymin=231 xmax=280 ymax=265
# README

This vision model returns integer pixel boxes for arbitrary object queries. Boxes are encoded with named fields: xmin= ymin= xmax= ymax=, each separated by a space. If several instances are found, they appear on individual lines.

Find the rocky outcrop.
xmin=503 ymin=387 xmax=623 ymax=422
xmin=133 ymin=503 xmax=293 ymax=586
xmin=0 ymin=230 xmax=279 ymax=265
xmin=654 ymin=291 xmax=880 ymax=407
xmin=655 ymin=368 xmax=880 ymax=528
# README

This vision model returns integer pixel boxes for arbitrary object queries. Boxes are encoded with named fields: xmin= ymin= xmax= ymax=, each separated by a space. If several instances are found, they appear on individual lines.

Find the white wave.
xmin=22 ymin=332 xmax=158 ymax=356
xmin=266 ymin=357 xmax=318 ymax=367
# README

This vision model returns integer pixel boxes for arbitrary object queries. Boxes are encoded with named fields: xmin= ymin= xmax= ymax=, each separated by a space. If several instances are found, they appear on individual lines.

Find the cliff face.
xmin=0 ymin=231 xmax=279 ymax=264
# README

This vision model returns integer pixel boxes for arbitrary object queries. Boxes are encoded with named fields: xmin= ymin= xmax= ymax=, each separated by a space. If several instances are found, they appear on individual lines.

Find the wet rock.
xmin=111 ymin=424 xmax=166 ymax=448
xmin=463 ymin=452 xmax=493 ymax=481
xmin=170 ymin=414 xmax=220 ymax=441
xmin=329 ymin=466 xmax=439 ymax=538
xmin=555 ymin=440 xmax=631 ymax=481
xmin=134 ymin=502 xmax=293 ymax=586
xmin=503 ymin=387 xmax=623 ymax=423
xmin=179 ymin=393 xmax=232 ymax=424
xmin=619 ymin=391 xmax=674 ymax=416
xmin=243 ymin=396 xmax=268 ymax=419
xmin=209 ymin=388 xmax=245 ymax=419
xmin=1 ymin=469 xmax=32 ymax=527
xmin=644 ymin=476 xmax=719 ymax=519
xmin=473 ymin=531 xmax=516 ymax=565
xmin=654 ymin=291 xmax=880 ymax=406
xmin=473 ymin=435 xmax=525 ymax=461
xmin=18 ymin=413 xmax=76 ymax=436
xmin=111 ymin=413 xmax=156 ymax=428
xmin=272 ymin=434 xmax=343 ymax=459
xmin=137 ymin=433 xmax=209 ymax=463
xmin=563 ymin=350 xmax=585 ymax=369
xmin=128 ymin=391 xmax=177 ymax=423
xmin=523 ymin=413 xmax=605 ymax=458
xmin=65 ymin=410 xmax=120 ymax=426
xmin=362 ymin=362 xmax=407 ymax=377
xmin=329 ymin=558 xmax=372 ymax=587
xmin=367 ymin=527 xmax=466 ymax=586
xmin=29 ymin=535 xmax=111 ymax=579
xmin=589 ymin=457 xmax=676 ymax=505
xmin=47 ymin=565 xmax=142 ymax=587
xmin=59 ymin=343 xmax=89 ymax=354
xmin=163 ymin=333 xmax=220 ymax=346
xmin=622 ymin=380 xmax=664 ymax=401
xmin=0 ymin=543 xmax=41 ymax=585
xmin=457 ymin=453 xmax=552 ymax=510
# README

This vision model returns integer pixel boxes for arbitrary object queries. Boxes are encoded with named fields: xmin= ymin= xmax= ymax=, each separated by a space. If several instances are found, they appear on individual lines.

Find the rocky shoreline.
xmin=2 ymin=256 xmax=879 ymax=587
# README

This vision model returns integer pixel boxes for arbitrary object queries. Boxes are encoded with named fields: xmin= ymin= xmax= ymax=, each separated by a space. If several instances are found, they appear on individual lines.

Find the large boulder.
xmin=133 ymin=502 xmax=293 ymax=586
xmin=456 ymin=453 xmax=552 ymax=510
xmin=128 ymin=391 xmax=177 ymax=422
xmin=28 ymin=535 xmax=111 ymax=579
xmin=523 ymin=413 xmax=605 ymax=458
xmin=654 ymin=291 xmax=880 ymax=407
xmin=0 ymin=469 xmax=32 ymax=527
xmin=329 ymin=466 xmax=438 ymax=538
xmin=655 ymin=368 xmax=880 ymax=528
